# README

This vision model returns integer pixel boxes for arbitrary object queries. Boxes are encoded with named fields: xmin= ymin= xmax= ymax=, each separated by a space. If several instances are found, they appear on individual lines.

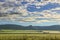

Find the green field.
xmin=0 ymin=30 xmax=60 ymax=40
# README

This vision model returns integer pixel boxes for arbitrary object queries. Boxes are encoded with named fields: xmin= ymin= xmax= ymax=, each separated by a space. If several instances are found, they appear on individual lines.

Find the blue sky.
xmin=0 ymin=0 xmax=60 ymax=26
xmin=27 ymin=2 xmax=60 ymax=12
xmin=0 ymin=0 xmax=5 ymax=2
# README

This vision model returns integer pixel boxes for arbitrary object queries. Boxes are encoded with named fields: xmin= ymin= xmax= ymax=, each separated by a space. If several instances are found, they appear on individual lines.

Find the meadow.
xmin=0 ymin=30 xmax=60 ymax=40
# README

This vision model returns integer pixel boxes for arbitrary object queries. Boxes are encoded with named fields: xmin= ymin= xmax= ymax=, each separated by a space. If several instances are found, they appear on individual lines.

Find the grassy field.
xmin=0 ymin=30 xmax=60 ymax=40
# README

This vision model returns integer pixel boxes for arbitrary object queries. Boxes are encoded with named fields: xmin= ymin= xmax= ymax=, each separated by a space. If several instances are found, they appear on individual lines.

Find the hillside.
xmin=0 ymin=24 xmax=60 ymax=30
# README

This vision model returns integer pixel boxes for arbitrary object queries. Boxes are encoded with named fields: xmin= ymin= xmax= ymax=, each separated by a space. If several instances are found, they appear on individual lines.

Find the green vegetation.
xmin=0 ymin=33 xmax=60 ymax=40
xmin=0 ymin=30 xmax=60 ymax=40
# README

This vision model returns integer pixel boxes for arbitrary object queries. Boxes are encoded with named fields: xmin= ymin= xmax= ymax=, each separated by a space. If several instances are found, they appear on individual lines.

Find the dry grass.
xmin=0 ymin=33 xmax=60 ymax=40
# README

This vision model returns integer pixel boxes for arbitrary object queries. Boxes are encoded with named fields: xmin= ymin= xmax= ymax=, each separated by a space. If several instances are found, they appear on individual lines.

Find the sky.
xmin=0 ymin=0 xmax=60 ymax=26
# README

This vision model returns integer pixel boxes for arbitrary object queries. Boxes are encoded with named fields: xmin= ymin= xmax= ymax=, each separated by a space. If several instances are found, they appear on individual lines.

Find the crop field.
xmin=0 ymin=30 xmax=60 ymax=40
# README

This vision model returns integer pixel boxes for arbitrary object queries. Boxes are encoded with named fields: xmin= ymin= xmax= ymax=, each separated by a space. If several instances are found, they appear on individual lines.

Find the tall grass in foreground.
xmin=0 ymin=33 xmax=60 ymax=40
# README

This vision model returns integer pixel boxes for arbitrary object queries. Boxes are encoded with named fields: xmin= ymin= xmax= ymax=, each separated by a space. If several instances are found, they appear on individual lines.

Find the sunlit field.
xmin=0 ymin=30 xmax=60 ymax=40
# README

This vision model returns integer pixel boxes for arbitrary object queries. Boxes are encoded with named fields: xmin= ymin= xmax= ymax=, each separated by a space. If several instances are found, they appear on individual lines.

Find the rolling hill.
xmin=0 ymin=24 xmax=60 ymax=30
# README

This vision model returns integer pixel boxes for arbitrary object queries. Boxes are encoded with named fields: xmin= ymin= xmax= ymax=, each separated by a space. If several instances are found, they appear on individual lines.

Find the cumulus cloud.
xmin=0 ymin=0 xmax=60 ymax=25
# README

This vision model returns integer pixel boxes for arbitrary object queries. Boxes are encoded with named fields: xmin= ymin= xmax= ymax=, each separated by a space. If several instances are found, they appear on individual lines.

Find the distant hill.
xmin=0 ymin=24 xmax=25 ymax=30
xmin=0 ymin=24 xmax=60 ymax=30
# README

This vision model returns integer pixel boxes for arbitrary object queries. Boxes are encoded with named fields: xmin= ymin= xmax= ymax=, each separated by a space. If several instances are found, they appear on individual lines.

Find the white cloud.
xmin=0 ymin=0 xmax=60 ymax=24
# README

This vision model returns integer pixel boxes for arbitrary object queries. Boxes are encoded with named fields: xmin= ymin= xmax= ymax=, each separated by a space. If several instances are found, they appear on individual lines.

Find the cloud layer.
xmin=0 ymin=0 xmax=60 ymax=25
